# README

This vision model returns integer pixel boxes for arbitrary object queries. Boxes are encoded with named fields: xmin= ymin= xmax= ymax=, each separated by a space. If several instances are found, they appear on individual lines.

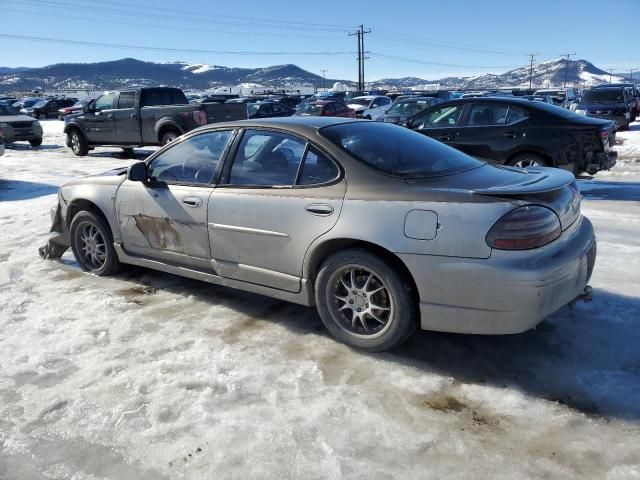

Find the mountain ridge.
xmin=0 ymin=57 xmax=634 ymax=92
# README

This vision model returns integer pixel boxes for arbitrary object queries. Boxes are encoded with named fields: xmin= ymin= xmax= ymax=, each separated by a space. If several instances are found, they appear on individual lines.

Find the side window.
xmin=298 ymin=148 xmax=339 ymax=185
xmin=413 ymin=105 xmax=461 ymax=129
xmin=94 ymin=93 xmax=116 ymax=112
xmin=506 ymin=107 xmax=528 ymax=124
xmin=147 ymin=130 xmax=233 ymax=185
xmin=227 ymin=130 xmax=306 ymax=186
xmin=141 ymin=89 xmax=170 ymax=107
xmin=118 ymin=91 xmax=136 ymax=109
xmin=325 ymin=103 xmax=336 ymax=114
xmin=261 ymin=104 xmax=274 ymax=115
xmin=466 ymin=104 xmax=509 ymax=126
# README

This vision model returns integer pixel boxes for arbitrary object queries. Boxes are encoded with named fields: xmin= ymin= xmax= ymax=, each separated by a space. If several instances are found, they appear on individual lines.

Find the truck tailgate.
xmin=203 ymin=103 xmax=247 ymax=123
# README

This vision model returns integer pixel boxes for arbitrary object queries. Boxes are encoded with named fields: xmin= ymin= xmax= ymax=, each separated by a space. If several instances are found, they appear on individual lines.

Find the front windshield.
xmin=0 ymin=105 xmax=19 ymax=115
xmin=582 ymin=89 xmax=625 ymax=103
xmin=296 ymin=103 xmax=324 ymax=115
xmin=387 ymin=100 xmax=432 ymax=116
xmin=247 ymin=103 xmax=260 ymax=115
xmin=22 ymin=99 xmax=40 ymax=108
xmin=33 ymin=100 xmax=47 ymax=108
xmin=321 ymin=122 xmax=483 ymax=178
xmin=348 ymin=98 xmax=371 ymax=106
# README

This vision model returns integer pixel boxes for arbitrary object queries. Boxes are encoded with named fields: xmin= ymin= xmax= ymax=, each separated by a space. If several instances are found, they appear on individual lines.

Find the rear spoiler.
xmin=471 ymin=166 xmax=574 ymax=196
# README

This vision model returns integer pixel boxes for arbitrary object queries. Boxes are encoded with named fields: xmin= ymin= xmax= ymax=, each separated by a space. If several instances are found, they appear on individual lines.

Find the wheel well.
xmin=157 ymin=125 xmax=181 ymax=142
xmin=66 ymin=199 xmax=109 ymax=230
xmin=506 ymin=150 xmax=554 ymax=167
xmin=307 ymin=239 xmax=420 ymax=301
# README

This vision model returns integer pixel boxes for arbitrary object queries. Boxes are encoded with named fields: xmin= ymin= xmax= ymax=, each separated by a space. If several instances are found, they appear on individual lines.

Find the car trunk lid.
xmin=407 ymin=164 xmax=581 ymax=230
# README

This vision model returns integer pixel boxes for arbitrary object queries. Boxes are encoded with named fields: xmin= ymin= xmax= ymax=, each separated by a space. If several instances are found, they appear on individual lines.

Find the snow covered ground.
xmin=1 ymin=120 xmax=639 ymax=480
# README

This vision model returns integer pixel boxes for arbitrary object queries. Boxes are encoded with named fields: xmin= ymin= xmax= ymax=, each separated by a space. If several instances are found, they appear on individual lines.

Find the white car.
xmin=347 ymin=95 xmax=393 ymax=120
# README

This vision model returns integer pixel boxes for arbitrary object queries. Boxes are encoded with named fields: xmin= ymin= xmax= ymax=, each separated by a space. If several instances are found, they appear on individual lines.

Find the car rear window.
xmin=321 ymin=122 xmax=483 ymax=178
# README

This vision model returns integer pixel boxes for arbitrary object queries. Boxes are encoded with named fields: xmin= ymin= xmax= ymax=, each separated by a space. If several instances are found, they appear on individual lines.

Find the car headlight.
xmin=575 ymin=109 xmax=586 ymax=115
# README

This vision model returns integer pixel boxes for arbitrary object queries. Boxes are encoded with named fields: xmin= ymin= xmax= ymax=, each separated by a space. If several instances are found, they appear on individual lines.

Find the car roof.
xmin=350 ymin=95 xmax=380 ymax=100
xmin=396 ymin=96 xmax=436 ymax=102
xmin=188 ymin=116 xmax=361 ymax=137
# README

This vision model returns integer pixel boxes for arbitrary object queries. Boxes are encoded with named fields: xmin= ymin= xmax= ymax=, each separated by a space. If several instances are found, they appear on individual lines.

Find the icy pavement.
xmin=1 ymin=120 xmax=639 ymax=480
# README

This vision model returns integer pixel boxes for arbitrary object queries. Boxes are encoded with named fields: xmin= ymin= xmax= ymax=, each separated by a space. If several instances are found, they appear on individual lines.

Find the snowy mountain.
xmin=0 ymin=57 xmax=634 ymax=93
xmin=0 ymin=58 xmax=339 ymax=92
xmin=370 ymin=59 xmax=633 ymax=89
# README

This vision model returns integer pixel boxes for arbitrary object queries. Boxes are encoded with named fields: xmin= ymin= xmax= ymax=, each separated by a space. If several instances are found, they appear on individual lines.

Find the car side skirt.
xmin=114 ymin=243 xmax=315 ymax=307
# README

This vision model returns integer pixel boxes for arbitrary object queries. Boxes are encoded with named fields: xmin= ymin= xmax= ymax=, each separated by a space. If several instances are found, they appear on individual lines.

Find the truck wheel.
xmin=68 ymin=130 xmax=88 ymax=156
xmin=315 ymin=249 xmax=418 ymax=352
xmin=29 ymin=137 xmax=43 ymax=147
xmin=70 ymin=211 xmax=122 ymax=276
xmin=161 ymin=130 xmax=179 ymax=146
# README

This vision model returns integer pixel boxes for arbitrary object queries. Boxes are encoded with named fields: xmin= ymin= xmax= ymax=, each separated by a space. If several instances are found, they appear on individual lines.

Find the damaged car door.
xmin=115 ymin=130 xmax=234 ymax=270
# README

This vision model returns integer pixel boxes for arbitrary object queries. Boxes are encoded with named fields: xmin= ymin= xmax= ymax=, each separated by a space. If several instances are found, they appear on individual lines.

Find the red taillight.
xmin=598 ymin=130 xmax=609 ymax=139
xmin=193 ymin=110 xmax=207 ymax=126
xmin=486 ymin=206 xmax=561 ymax=250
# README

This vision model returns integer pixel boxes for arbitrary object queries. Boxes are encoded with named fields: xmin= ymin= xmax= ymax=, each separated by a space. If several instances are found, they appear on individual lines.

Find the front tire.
xmin=68 ymin=130 xmax=88 ymax=156
xmin=315 ymin=249 xmax=418 ymax=352
xmin=161 ymin=130 xmax=179 ymax=146
xmin=70 ymin=211 xmax=122 ymax=276
xmin=38 ymin=113 xmax=47 ymax=120
xmin=507 ymin=153 xmax=549 ymax=168
xmin=29 ymin=137 xmax=43 ymax=147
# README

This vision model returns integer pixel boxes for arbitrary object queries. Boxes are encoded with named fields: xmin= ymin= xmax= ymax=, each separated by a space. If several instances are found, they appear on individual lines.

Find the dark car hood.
xmin=407 ymin=164 xmax=574 ymax=195
xmin=0 ymin=114 xmax=37 ymax=123
xmin=579 ymin=102 xmax=627 ymax=110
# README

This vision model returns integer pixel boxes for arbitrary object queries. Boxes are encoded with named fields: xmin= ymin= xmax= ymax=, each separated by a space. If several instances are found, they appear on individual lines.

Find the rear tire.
xmin=507 ymin=153 xmax=549 ymax=168
xmin=70 ymin=211 xmax=122 ymax=276
xmin=315 ymin=249 xmax=418 ymax=352
xmin=161 ymin=130 xmax=179 ymax=146
xmin=68 ymin=130 xmax=88 ymax=156
xmin=29 ymin=137 xmax=43 ymax=147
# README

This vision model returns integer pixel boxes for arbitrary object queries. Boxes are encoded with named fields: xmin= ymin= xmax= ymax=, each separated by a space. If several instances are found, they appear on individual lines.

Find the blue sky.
xmin=1 ymin=0 xmax=638 ymax=80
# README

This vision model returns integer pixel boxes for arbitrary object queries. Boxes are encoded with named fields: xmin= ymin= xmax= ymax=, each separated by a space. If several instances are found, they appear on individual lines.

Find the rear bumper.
xmin=587 ymin=150 xmax=617 ymax=173
xmin=398 ymin=216 xmax=596 ymax=334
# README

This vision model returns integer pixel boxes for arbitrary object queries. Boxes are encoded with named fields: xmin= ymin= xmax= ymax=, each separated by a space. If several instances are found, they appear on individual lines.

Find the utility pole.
xmin=628 ymin=69 xmax=634 ymax=82
xmin=608 ymin=68 xmax=616 ymax=83
xmin=320 ymin=69 xmax=328 ymax=91
xmin=349 ymin=25 xmax=370 ymax=91
xmin=527 ymin=53 xmax=538 ymax=89
xmin=561 ymin=53 xmax=576 ymax=88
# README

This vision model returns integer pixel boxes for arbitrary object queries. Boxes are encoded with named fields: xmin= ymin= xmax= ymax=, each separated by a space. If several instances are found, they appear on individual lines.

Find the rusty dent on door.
xmin=133 ymin=214 xmax=183 ymax=252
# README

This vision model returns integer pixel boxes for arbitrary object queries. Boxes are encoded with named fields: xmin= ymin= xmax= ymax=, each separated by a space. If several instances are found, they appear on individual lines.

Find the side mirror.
xmin=127 ymin=161 xmax=147 ymax=182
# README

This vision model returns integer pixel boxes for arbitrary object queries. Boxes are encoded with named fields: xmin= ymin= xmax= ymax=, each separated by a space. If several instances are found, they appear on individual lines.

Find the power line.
xmin=1 ymin=7 xmax=338 ymax=41
xmin=0 ymin=33 xmax=355 ymax=56
xmin=368 ymin=52 xmax=518 ymax=70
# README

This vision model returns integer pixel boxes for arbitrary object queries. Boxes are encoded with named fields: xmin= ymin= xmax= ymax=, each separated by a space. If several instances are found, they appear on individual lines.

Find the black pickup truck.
xmin=64 ymin=87 xmax=247 ymax=156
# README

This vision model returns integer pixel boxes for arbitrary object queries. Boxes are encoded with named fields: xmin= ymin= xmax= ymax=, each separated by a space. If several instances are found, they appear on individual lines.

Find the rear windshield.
xmin=582 ymin=89 xmax=625 ymax=103
xmin=321 ymin=122 xmax=482 ymax=177
xmin=387 ymin=100 xmax=433 ymax=116
xmin=296 ymin=103 xmax=324 ymax=115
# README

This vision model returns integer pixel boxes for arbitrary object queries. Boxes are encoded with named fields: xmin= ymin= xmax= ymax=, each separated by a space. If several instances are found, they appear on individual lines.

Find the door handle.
xmin=305 ymin=203 xmax=334 ymax=216
xmin=437 ymin=135 xmax=452 ymax=141
xmin=503 ymin=131 xmax=518 ymax=139
xmin=182 ymin=196 xmax=203 ymax=208
xmin=107 ymin=113 xmax=114 ymax=120
xmin=130 ymin=113 xmax=138 ymax=119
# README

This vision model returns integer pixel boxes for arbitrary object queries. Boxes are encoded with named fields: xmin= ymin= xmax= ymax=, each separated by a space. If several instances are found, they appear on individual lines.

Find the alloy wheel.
xmin=78 ymin=223 xmax=106 ymax=269
xmin=513 ymin=158 xmax=543 ymax=168
xmin=71 ymin=133 xmax=80 ymax=153
xmin=329 ymin=265 xmax=394 ymax=339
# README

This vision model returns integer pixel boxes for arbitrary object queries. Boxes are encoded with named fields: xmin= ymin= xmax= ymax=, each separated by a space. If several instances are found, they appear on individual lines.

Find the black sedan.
xmin=405 ymin=97 xmax=617 ymax=175
xmin=247 ymin=101 xmax=295 ymax=119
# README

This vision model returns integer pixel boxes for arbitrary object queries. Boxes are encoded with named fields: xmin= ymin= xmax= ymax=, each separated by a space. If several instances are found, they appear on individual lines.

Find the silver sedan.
xmin=41 ymin=117 xmax=596 ymax=351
